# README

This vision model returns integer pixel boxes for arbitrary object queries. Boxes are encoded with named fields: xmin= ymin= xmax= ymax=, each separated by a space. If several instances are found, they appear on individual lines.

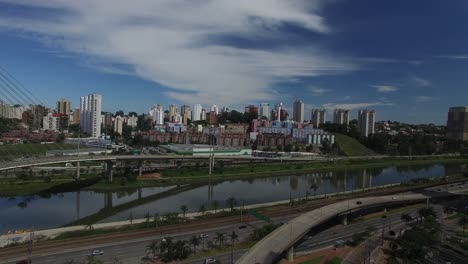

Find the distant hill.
xmin=335 ymin=133 xmax=375 ymax=157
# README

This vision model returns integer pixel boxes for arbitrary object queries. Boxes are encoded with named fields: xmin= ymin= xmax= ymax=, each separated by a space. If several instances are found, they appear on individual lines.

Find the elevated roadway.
xmin=235 ymin=193 xmax=429 ymax=264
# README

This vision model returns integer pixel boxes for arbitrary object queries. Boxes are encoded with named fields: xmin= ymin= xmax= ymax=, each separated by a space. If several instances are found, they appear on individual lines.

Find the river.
xmin=0 ymin=163 xmax=463 ymax=233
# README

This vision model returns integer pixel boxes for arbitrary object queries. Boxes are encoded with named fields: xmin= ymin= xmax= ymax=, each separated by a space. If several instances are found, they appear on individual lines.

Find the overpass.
xmin=235 ymin=193 xmax=429 ymax=264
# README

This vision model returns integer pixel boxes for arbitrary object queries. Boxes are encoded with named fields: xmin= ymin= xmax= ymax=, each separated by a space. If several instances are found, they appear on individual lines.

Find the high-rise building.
xmin=127 ymin=115 xmax=138 ymax=128
xmin=169 ymin=104 xmax=177 ymax=117
xmin=73 ymin=108 xmax=80 ymax=125
xmin=103 ymin=112 xmax=113 ymax=127
xmin=207 ymin=111 xmax=217 ymax=125
xmin=333 ymin=109 xmax=350 ymax=125
xmin=56 ymin=99 xmax=71 ymax=116
xmin=149 ymin=104 xmax=164 ymax=125
xmin=447 ymin=107 xmax=468 ymax=141
xmin=193 ymin=104 xmax=202 ymax=121
xmin=221 ymin=106 xmax=230 ymax=113
xmin=42 ymin=112 xmax=59 ymax=132
xmin=293 ymin=100 xmax=304 ymax=123
xmin=245 ymin=105 xmax=258 ymax=115
xmin=80 ymin=94 xmax=102 ymax=137
xmin=210 ymin=105 xmax=219 ymax=115
xmin=275 ymin=103 xmax=284 ymax=121
xmin=0 ymin=102 xmax=27 ymax=119
xmin=201 ymin=109 xmax=207 ymax=121
xmin=114 ymin=116 xmax=124 ymax=135
xmin=311 ymin=109 xmax=326 ymax=127
xmin=259 ymin=103 xmax=270 ymax=119
xmin=358 ymin=109 xmax=376 ymax=137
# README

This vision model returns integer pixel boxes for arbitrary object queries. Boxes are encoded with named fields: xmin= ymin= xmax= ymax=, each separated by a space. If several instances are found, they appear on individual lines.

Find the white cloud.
xmin=436 ymin=55 xmax=468 ymax=60
xmin=309 ymin=87 xmax=331 ymax=96
xmin=322 ymin=102 xmax=393 ymax=111
xmin=371 ymin=85 xmax=398 ymax=93
xmin=411 ymin=76 xmax=431 ymax=87
xmin=414 ymin=96 xmax=434 ymax=102
xmin=0 ymin=0 xmax=359 ymax=106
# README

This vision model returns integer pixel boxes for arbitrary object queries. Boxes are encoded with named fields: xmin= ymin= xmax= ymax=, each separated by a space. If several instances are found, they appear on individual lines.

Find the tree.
xmin=229 ymin=231 xmax=239 ymax=264
xmin=153 ymin=213 xmax=160 ymax=227
xmin=180 ymin=205 xmax=188 ymax=218
xmin=146 ymin=240 xmax=160 ymax=260
xmin=310 ymin=183 xmax=319 ymax=196
xmin=190 ymin=234 xmax=200 ymax=252
xmin=401 ymin=213 xmax=413 ymax=228
xmin=305 ymin=190 xmax=311 ymax=201
xmin=226 ymin=197 xmax=237 ymax=214
xmin=199 ymin=205 xmax=206 ymax=217
xmin=215 ymin=232 xmax=226 ymax=247
xmin=128 ymin=212 xmax=134 ymax=225
xmin=144 ymin=212 xmax=151 ymax=226
xmin=212 ymin=200 xmax=219 ymax=214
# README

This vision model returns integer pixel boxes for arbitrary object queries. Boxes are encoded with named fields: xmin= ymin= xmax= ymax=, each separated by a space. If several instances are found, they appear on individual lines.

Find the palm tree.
xmin=145 ymin=240 xmax=160 ymax=260
xmin=401 ymin=213 xmax=413 ymax=228
xmin=144 ymin=212 xmax=151 ymax=226
xmin=180 ymin=205 xmax=188 ymax=218
xmin=229 ymin=230 xmax=238 ymax=245
xmin=190 ymin=234 xmax=200 ymax=252
xmin=215 ymin=232 xmax=226 ymax=247
xmin=128 ymin=212 xmax=134 ymax=225
xmin=212 ymin=200 xmax=219 ymax=214
xmin=229 ymin=231 xmax=239 ymax=264
xmin=226 ymin=197 xmax=237 ymax=214
xmin=199 ymin=205 xmax=206 ymax=217
xmin=153 ymin=212 xmax=159 ymax=227
xmin=310 ymin=183 xmax=319 ymax=196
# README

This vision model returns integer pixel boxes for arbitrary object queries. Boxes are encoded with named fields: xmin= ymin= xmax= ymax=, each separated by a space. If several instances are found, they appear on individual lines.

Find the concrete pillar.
xmin=341 ymin=215 xmax=348 ymax=226
xmin=105 ymin=160 xmax=114 ymax=182
xmin=76 ymin=161 xmax=80 ymax=179
xmin=287 ymin=247 xmax=294 ymax=262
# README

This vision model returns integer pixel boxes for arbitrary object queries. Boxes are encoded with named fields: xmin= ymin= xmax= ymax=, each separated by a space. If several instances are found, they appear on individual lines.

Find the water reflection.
xmin=0 ymin=163 xmax=461 ymax=233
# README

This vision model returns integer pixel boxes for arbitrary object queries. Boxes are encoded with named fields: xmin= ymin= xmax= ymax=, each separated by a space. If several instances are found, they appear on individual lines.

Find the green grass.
xmin=335 ymin=134 xmax=375 ymax=157
xmin=325 ymin=257 xmax=343 ymax=264
xmin=0 ymin=179 xmax=73 ymax=196
xmin=0 ymin=143 xmax=81 ymax=160
xmin=448 ymin=213 xmax=464 ymax=220
xmin=301 ymin=256 xmax=324 ymax=264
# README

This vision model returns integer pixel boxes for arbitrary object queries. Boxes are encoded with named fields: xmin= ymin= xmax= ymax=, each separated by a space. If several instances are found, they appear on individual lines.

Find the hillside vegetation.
xmin=335 ymin=133 xmax=375 ymax=157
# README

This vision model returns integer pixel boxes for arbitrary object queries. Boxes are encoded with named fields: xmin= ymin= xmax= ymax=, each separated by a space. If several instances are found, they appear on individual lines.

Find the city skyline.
xmin=2 ymin=1 xmax=468 ymax=124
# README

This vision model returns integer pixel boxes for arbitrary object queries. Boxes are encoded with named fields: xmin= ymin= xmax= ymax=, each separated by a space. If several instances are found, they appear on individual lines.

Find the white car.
xmin=204 ymin=258 xmax=217 ymax=264
xmin=200 ymin=234 xmax=209 ymax=239
xmin=91 ymin=250 xmax=104 ymax=256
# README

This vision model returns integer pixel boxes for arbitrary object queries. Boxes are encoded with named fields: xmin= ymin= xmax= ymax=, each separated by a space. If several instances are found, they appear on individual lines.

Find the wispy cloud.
xmin=411 ymin=76 xmax=431 ymax=87
xmin=371 ymin=85 xmax=398 ymax=93
xmin=414 ymin=96 xmax=434 ymax=102
xmin=436 ymin=55 xmax=468 ymax=60
xmin=0 ymin=0 xmax=361 ymax=106
xmin=309 ymin=87 xmax=331 ymax=96
xmin=322 ymin=102 xmax=393 ymax=111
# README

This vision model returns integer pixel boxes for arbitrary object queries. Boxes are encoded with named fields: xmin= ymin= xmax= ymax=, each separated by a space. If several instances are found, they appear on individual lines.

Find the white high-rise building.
xmin=42 ymin=112 xmax=59 ymax=132
xmin=201 ymin=109 xmax=207 ymax=121
xmin=210 ymin=105 xmax=219 ymax=115
xmin=193 ymin=104 xmax=202 ymax=121
xmin=259 ymin=103 xmax=270 ymax=119
xmin=169 ymin=104 xmax=177 ymax=117
xmin=80 ymin=94 xmax=102 ymax=137
xmin=333 ymin=109 xmax=350 ymax=125
xmin=114 ymin=116 xmax=124 ymax=135
xmin=149 ymin=104 xmax=164 ymax=125
xmin=127 ymin=115 xmax=138 ymax=128
xmin=358 ymin=109 xmax=376 ymax=137
xmin=293 ymin=100 xmax=304 ymax=123
xmin=311 ymin=109 xmax=326 ymax=128
xmin=275 ymin=103 xmax=283 ymax=121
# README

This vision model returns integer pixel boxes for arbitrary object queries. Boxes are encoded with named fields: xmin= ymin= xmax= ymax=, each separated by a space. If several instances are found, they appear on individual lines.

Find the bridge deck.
xmin=235 ymin=193 xmax=428 ymax=264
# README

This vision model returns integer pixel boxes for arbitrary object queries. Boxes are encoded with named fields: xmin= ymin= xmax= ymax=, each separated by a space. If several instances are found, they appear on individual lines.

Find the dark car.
xmin=238 ymin=225 xmax=247 ymax=229
xmin=356 ymin=201 xmax=362 ymax=205
xmin=16 ymin=260 xmax=32 ymax=264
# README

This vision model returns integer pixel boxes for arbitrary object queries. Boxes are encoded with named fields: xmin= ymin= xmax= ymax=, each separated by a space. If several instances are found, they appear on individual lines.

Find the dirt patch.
xmin=137 ymin=172 xmax=162 ymax=179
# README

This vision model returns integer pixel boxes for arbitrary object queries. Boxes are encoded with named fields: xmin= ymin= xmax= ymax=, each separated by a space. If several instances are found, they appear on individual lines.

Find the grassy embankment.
xmin=335 ymin=134 xmax=375 ymax=156
xmin=89 ymin=156 xmax=468 ymax=191
xmin=0 ymin=143 xmax=80 ymax=160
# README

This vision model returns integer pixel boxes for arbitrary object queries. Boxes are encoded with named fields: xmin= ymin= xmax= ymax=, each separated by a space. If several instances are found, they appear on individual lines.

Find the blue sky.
xmin=0 ymin=0 xmax=467 ymax=124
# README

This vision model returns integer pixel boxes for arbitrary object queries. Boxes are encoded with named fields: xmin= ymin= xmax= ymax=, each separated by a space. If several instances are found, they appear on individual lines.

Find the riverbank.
xmin=1 ymin=156 xmax=466 ymax=196
xmin=88 ymin=156 xmax=468 ymax=191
